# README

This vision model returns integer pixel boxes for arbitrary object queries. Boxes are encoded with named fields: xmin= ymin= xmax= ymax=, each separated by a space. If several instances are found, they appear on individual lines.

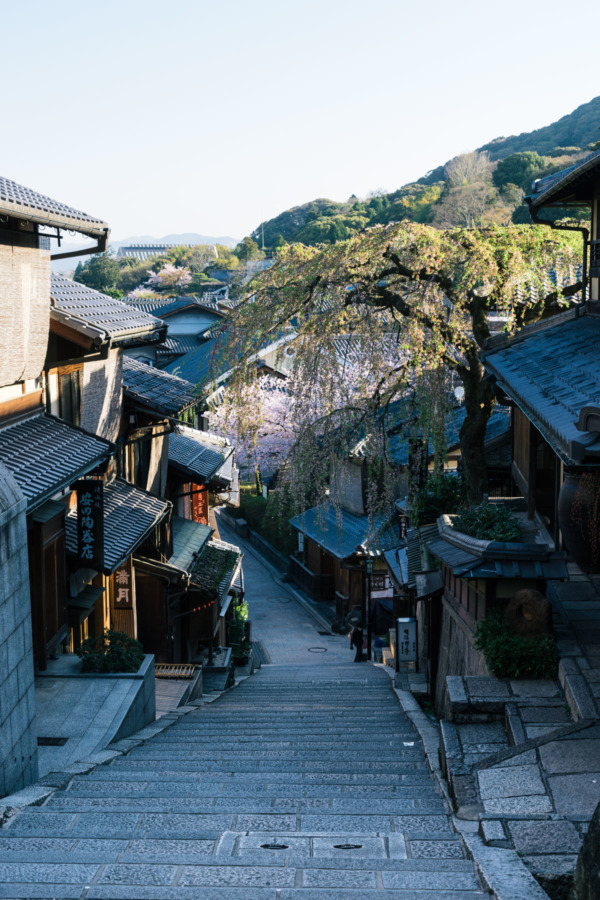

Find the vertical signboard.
xmin=75 ymin=480 xmax=104 ymax=570
xmin=111 ymin=557 xmax=137 ymax=638
xmin=396 ymin=617 xmax=417 ymax=663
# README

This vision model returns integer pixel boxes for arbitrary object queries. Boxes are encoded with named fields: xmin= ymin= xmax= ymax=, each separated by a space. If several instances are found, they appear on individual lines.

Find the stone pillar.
xmin=0 ymin=462 xmax=38 ymax=797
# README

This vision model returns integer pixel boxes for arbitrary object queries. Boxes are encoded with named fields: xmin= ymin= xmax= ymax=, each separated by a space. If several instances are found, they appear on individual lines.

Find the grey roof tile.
xmin=0 ymin=414 xmax=112 ymax=511
xmin=168 ymin=426 xmax=232 ymax=485
xmin=484 ymin=312 xmax=600 ymax=464
xmin=65 ymin=479 xmax=171 ymax=573
xmin=190 ymin=537 xmax=242 ymax=598
xmin=123 ymin=296 xmax=223 ymax=316
xmin=168 ymin=515 xmax=213 ymax=573
xmin=290 ymin=503 xmax=402 ymax=561
xmin=122 ymin=357 xmax=198 ymax=417
xmin=0 ymin=176 xmax=108 ymax=237
xmin=51 ymin=274 xmax=165 ymax=346
xmin=424 ymin=533 xmax=567 ymax=580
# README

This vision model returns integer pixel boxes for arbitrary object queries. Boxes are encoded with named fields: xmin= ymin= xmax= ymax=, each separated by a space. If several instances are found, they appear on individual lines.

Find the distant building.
xmin=116 ymin=243 xmax=215 ymax=262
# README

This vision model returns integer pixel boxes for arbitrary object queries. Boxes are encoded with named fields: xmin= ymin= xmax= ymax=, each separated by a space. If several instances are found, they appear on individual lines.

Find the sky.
xmin=2 ymin=0 xmax=599 ymax=243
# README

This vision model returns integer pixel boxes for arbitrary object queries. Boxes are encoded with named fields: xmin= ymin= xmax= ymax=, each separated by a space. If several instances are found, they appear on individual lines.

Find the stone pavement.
xmin=0 ymin=664 xmax=489 ymax=899
xmin=0 ymin=515 xmax=495 ymax=899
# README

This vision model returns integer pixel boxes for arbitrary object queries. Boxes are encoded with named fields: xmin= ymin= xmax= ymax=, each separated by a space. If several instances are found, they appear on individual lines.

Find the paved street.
xmin=0 ymin=530 xmax=487 ymax=898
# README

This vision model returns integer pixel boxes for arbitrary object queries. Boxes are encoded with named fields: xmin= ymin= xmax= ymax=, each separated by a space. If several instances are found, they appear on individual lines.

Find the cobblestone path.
xmin=0 ymin=662 xmax=487 ymax=898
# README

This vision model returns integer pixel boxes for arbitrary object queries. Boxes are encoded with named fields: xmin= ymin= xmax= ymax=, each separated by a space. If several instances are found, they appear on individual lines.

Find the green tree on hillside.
xmin=493 ymin=152 xmax=547 ymax=192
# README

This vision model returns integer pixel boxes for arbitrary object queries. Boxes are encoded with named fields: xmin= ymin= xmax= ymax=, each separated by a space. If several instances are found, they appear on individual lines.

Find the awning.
xmin=66 ymin=479 xmax=171 ymax=574
xmin=0 ymin=414 xmax=113 ymax=512
xmin=168 ymin=426 xmax=233 ymax=486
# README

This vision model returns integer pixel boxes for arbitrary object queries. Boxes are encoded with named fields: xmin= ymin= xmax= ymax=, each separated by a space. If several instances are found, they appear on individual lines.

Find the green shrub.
xmin=454 ymin=503 xmax=521 ymax=542
xmin=411 ymin=474 xmax=465 ymax=525
xmin=475 ymin=609 xmax=558 ymax=680
xmin=76 ymin=629 xmax=145 ymax=673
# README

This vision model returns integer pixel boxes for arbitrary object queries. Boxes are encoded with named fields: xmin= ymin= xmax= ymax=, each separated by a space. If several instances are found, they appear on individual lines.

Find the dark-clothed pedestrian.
xmin=349 ymin=625 xmax=364 ymax=662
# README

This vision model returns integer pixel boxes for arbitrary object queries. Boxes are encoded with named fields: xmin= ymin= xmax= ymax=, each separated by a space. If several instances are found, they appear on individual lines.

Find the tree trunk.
xmin=459 ymin=366 xmax=495 ymax=504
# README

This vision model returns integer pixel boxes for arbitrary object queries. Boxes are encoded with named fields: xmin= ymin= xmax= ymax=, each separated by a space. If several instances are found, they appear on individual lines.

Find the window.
xmin=58 ymin=367 xmax=82 ymax=426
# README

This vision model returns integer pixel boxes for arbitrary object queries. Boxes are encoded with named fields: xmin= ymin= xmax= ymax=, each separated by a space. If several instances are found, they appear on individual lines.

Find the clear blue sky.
xmin=3 ymin=0 xmax=597 ymax=241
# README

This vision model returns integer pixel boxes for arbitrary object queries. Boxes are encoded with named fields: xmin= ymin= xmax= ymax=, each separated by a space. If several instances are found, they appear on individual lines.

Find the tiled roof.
xmin=527 ymin=149 xmax=600 ymax=210
xmin=163 ymin=327 xmax=293 ymax=391
xmin=168 ymin=515 xmax=213 ymax=573
xmin=163 ymin=333 xmax=227 ymax=387
xmin=123 ymin=296 xmax=223 ymax=316
xmin=0 ymin=176 xmax=108 ymax=238
xmin=190 ymin=537 xmax=242 ymax=598
xmin=352 ymin=401 xmax=511 ymax=467
xmin=483 ymin=312 xmax=600 ymax=465
xmin=424 ymin=521 xmax=568 ymax=581
xmin=168 ymin=426 xmax=233 ymax=485
xmin=65 ymin=479 xmax=171 ymax=573
xmin=51 ymin=275 xmax=166 ymax=346
xmin=122 ymin=357 xmax=198 ymax=417
xmin=290 ymin=503 xmax=402 ymax=561
xmin=156 ymin=336 xmax=205 ymax=358
xmin=383 ymin=546 xmax=408 ymax=588
xmin=0 ymin=414 xmax=112 ymax=511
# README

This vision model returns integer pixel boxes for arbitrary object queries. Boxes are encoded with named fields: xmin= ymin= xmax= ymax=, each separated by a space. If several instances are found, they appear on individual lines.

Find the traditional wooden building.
xmin=483 ymin=149 xmax=600 ymax=572
xmin=121 ymin=295 xmax=226 ymax=367
xmin=120 ymin=358 xmax=242 ymax=662
xmin=0 ymin=175 xmax=110 ymax=795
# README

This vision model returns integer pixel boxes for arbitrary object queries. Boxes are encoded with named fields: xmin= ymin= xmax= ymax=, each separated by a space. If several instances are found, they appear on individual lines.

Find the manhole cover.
xmin=261 ymin=843 xmax=289 ymax=850
xmin=334 ymin=843 xmax=363 ymax=850
xmin=308 ymin=647 xmax=327 ymax=653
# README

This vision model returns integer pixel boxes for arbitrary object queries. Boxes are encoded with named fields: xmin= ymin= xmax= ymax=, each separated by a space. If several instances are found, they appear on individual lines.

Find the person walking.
xmin=349 ymin=624 xmax=364 ymax=662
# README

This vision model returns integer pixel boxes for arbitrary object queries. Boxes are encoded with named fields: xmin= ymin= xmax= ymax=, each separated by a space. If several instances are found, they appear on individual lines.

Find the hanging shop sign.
xmin=74 ymin=479 xmax=104 ymax=570
xmin=113 ymin=557 xmax=134 ymax=610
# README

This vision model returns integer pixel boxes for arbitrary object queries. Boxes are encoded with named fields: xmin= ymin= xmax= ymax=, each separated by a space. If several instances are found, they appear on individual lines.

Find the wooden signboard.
xmin=74 ymin=479 xmax=104 ymax=570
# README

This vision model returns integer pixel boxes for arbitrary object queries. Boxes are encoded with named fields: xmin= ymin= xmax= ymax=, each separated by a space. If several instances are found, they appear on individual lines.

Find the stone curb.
xmin=457 ymin=826 xmax=550 ymax=899
xmin=0 ymin=668 xmax=247 ymax=828
xmin=377 ymin=664 xmax=550 ymax=900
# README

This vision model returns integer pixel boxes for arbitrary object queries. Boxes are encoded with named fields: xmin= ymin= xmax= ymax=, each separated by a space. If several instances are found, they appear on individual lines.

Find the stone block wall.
xmin=435 ymin=592 xmax=489 ymax=714
xmin=0 ymin=463 xmax=38 ymax=797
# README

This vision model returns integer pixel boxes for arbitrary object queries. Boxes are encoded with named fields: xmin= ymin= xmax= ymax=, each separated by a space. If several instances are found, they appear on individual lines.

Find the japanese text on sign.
xmin=75 ymin=480 xmax=104 ymax=570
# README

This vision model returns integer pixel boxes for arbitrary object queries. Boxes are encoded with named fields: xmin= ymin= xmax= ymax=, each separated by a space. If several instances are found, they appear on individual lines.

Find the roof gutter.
xmin=51 ymin=230 xmax=109 ymax=261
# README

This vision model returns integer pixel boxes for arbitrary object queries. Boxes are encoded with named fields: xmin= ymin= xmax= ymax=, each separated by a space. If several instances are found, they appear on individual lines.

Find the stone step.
xmin=5 ymin=810 xmax=450 ymax=839
xmin=65 ymin=780 xmax=435 ymax=796
xmin=78 ymin=771 xmax=434 ymax=785
xmin=45 ymin=796 xmax=445 ymax=814
xmin=107 ymin=760 xmax=429 ymax=773
xmin=0 ymin=886 xmax=489 ymax=900
xmin=0 ymin=863 xmax=482 ymax=895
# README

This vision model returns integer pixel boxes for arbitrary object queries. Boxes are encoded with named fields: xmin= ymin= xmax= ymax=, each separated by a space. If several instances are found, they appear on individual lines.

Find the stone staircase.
xmin=0 ymin=663 xmax=488 ymax=898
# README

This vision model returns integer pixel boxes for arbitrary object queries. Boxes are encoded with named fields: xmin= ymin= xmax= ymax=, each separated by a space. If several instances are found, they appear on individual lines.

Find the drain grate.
xmin=37 ymin=737 xmax=68 ymax=746
xmin=261 ymin=843 xmax=289 ymax=850
xmin=334 ymin=843 xmax=363 ymax=850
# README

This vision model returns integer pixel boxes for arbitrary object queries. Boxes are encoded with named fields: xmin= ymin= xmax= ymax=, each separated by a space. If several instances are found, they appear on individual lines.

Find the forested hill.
xmin=252 ymin=96 xmax=600 ymax=248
